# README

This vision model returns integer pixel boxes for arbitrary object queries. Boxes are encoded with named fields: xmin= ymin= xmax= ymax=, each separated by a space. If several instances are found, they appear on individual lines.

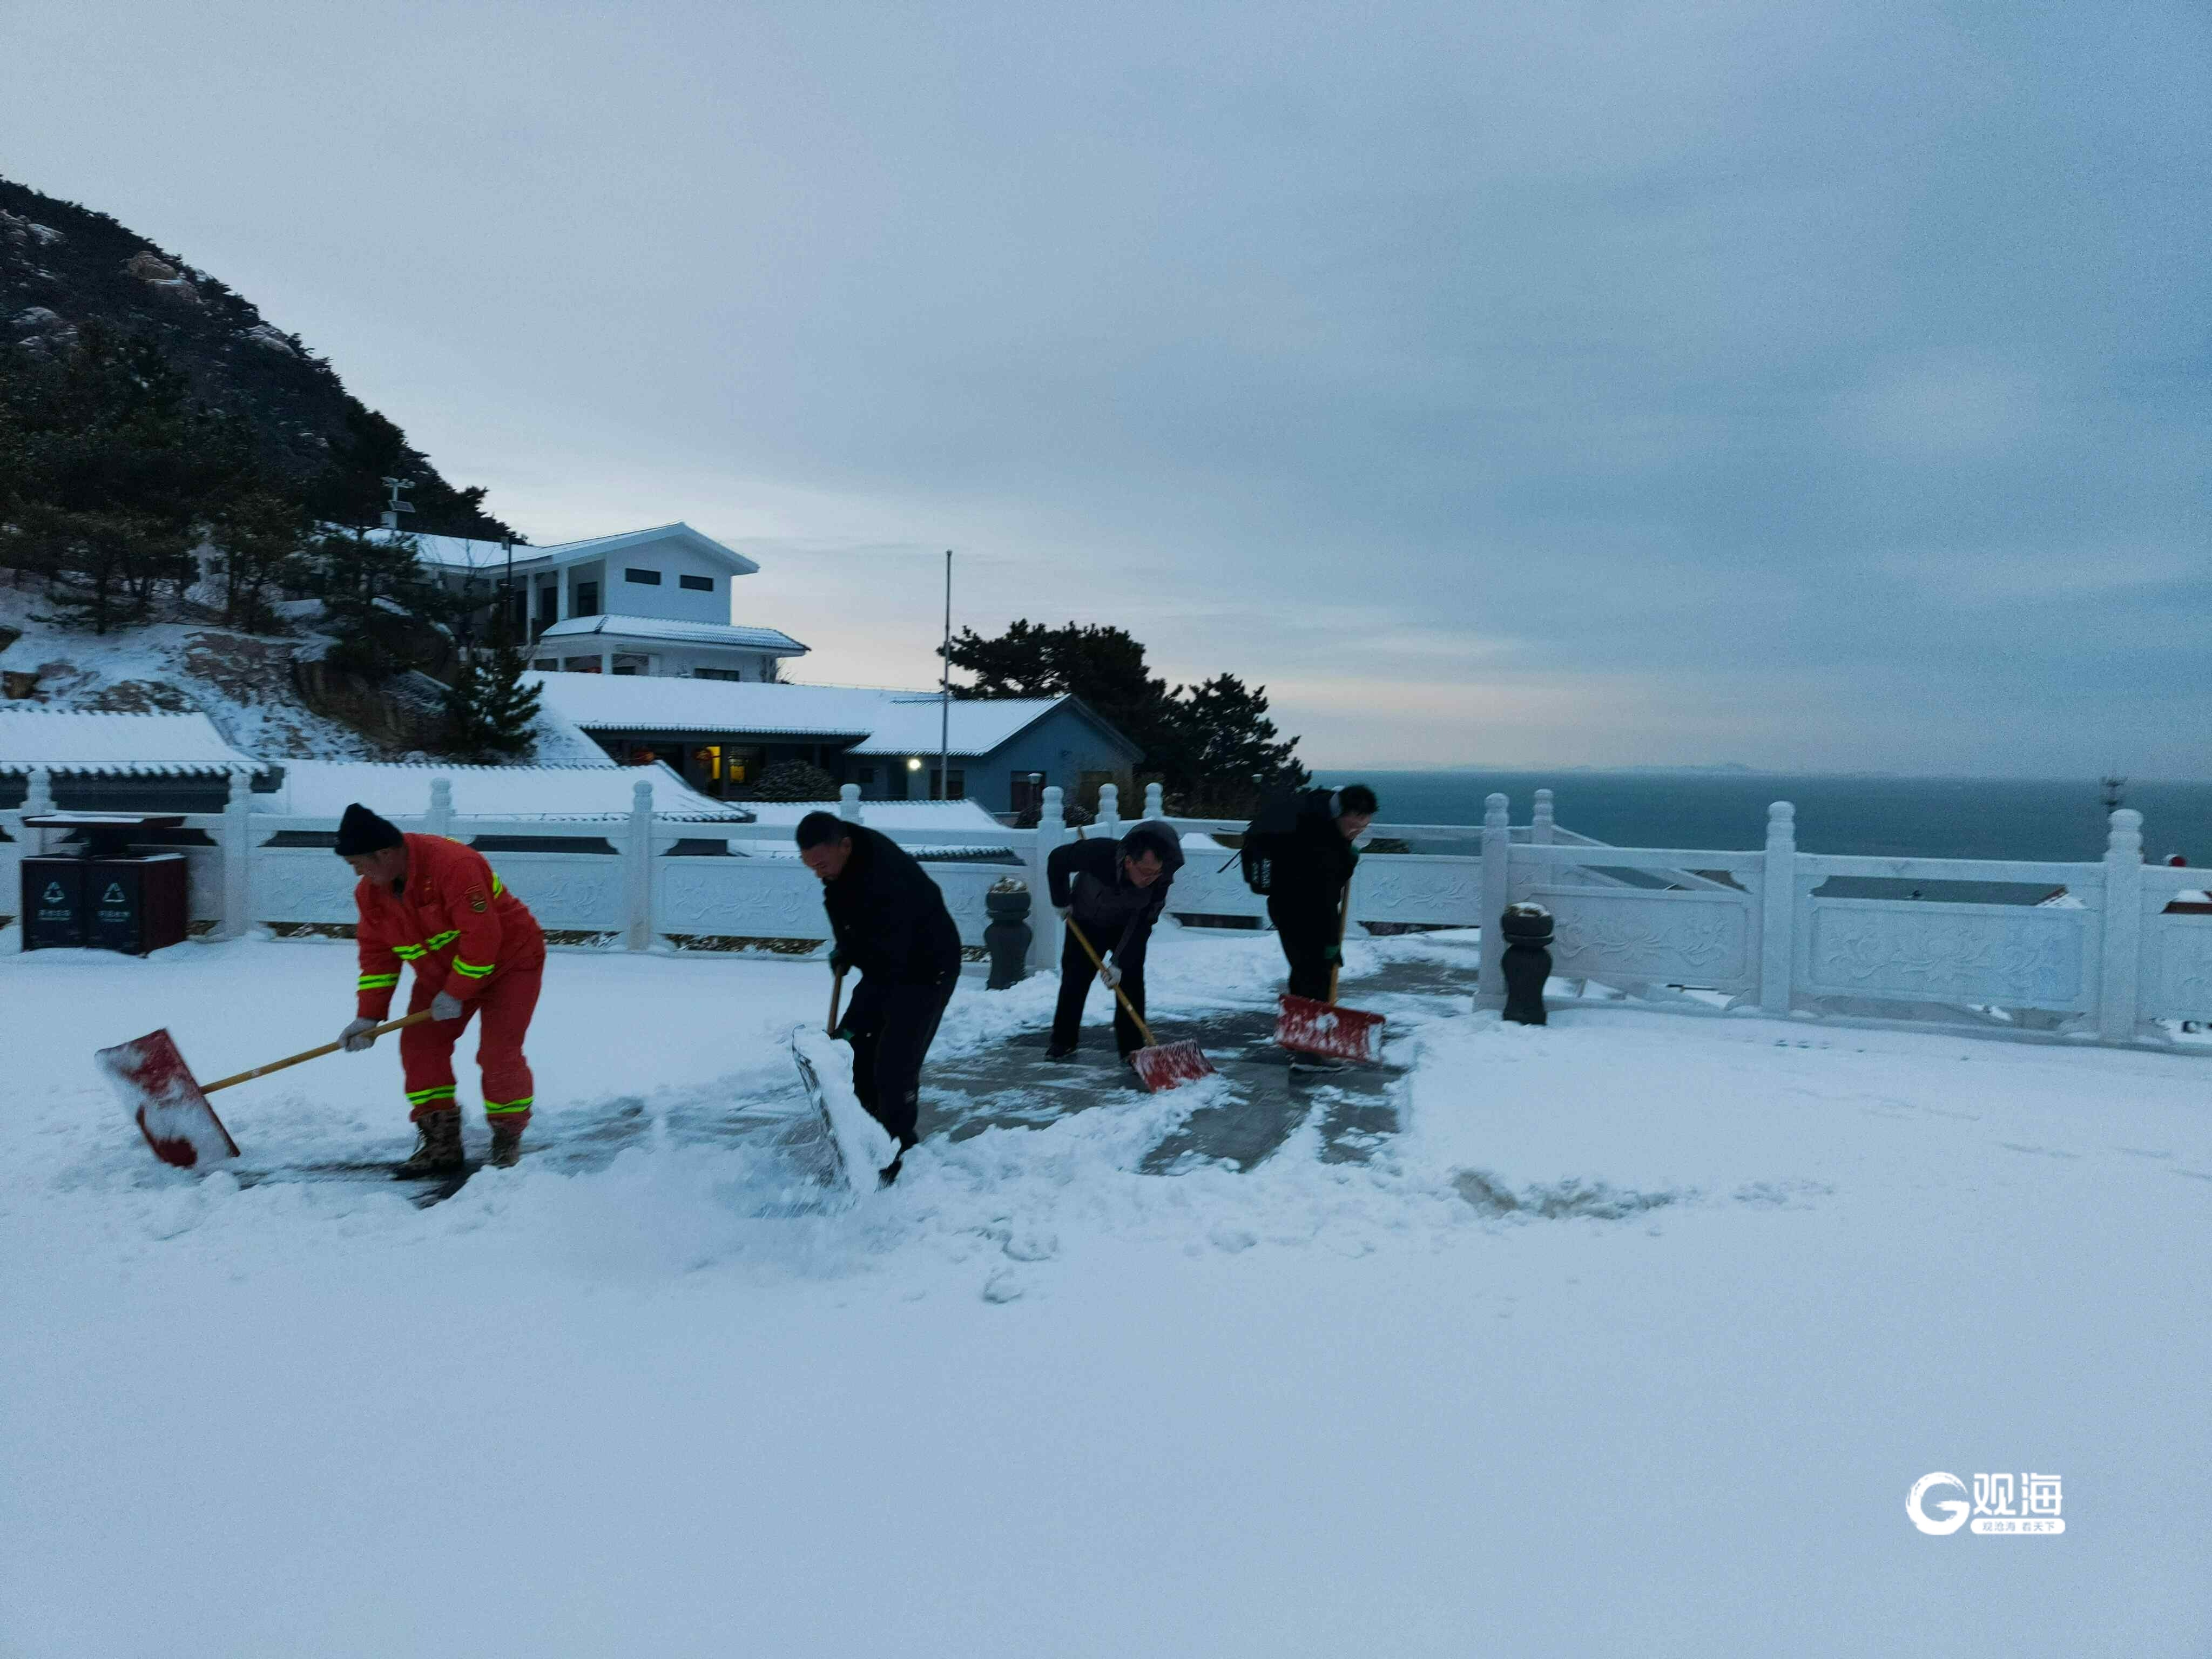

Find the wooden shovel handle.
xmin=827 ymin=966 xmax=846 ymax=1037
xmin=1328 ymin=882 xmax=1350 ymax=1007
xmin=201 ymin=1009 xmax=435 ymax=1096
xmin=1064 ymin=916 xmax=1159 ymax=1049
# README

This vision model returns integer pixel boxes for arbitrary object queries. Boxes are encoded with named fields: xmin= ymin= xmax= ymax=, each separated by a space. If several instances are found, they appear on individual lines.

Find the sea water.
xmin=1310 ymin=770 xmax=2212 ymax=866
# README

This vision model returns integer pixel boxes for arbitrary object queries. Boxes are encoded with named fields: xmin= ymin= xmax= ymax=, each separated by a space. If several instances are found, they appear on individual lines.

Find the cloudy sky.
xmin=4 ymin=2 xmax=2205 ymax=774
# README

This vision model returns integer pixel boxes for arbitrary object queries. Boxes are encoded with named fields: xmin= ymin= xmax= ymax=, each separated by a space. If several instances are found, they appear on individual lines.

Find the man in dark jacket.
xmin=1044 ymin=820 xmax=1185 ymax=1061
xmin=1266 ymin=785 xmax=1377 ymax=1001
xmin=798 ymin=812 xmax=962 ymax=1177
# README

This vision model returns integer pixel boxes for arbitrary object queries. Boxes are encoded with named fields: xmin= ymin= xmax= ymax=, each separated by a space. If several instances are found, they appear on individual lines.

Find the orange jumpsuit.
xmin=354 ymin=834 xmax=548 ymax=1128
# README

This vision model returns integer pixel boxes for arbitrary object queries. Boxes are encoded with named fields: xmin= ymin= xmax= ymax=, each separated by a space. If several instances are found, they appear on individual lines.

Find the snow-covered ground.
xmin=3 ymin=923 xmax=2207 ymax=1656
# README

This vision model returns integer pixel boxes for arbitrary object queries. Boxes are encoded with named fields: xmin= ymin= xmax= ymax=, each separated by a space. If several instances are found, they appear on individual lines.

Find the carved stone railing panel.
xmin=656 ymin=859 xmax=826 ymax=942
xmin=2140 ymin=915 xmax=2212 ymax=1023
xmin=1797 ymin=898 xmax=2092 ymax=1012
xmin=1533 ymin=885 xmax=1755 ymax=991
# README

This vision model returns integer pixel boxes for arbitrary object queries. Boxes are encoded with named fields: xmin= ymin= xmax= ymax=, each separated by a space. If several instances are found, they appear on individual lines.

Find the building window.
xmin=574 ymin=581 xmax=599 ymax=616
xmin=852 ymin=766 xmax=876 ymax=790
xmin=680 ymin=573 xmax=714 ymax=592
xmin=694 ymin=667 xmax=743 ymax=682
xmin=532 ymin=658 xmax=557 ymax=671
xmin=930 ymin=769 xmax=966 ymax=800
xmin=611 ymin=653 xmax=650 ymax=677
xmin=562 ymin=657 xmax=603 ymax=673
xmin=1011 ymin=773 xmax=1046 ymax=814
xmin=625 ymin=568 xmax=662 ymax=585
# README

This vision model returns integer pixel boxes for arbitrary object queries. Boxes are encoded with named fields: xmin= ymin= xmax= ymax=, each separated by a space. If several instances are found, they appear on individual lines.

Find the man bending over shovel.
xmin=1044 ymin=821 xmax=1183 ymax=1065
xmin=333 ymin=804 xmax=548 ymax=1174
xmin=798 ymin=812 xmax=961 ymax=1184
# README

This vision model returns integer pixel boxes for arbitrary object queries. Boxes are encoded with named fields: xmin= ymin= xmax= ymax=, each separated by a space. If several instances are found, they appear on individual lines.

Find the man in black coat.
xmin=798 ymin=812 xmax=962 ymax=1175
xmin=1265 ymin=785 xmax=1377 ymax=1001
xmin=1044 ymin=820 xmax=1185 ymax=1061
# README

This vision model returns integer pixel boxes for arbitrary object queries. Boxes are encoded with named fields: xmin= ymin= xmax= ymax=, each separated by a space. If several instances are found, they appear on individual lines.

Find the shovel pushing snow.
xmin=1274 ymin=885 xmax=1385 ymax=1064
xmin=791 ymin=967 xmax=897 ymax=1191
xmin=1062 ymin=917 xmax=1216 ymax=1091
xmin=98 ymin=1010 xmax=435 ymax=1169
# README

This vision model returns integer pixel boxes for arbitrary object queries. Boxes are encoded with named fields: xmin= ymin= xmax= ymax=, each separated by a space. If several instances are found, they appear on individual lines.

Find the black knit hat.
xmin=334 ymin=802 xmax=404 ymax=857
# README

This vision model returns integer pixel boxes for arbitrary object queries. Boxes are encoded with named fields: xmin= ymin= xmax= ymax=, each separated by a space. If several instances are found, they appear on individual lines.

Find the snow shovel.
xmin=790 ymin=967 xmax=896 ymax=1190
xmin=1063 ymin=917 xmax=1215 ymax=1091
xmin=97 ymin=1010 xmax=435 ymax=1170
xmin=1274 ymin=885 xmax=1386 ymax=1063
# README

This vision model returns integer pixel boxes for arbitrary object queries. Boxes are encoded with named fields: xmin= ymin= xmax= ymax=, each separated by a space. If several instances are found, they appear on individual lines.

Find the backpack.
xmin=1236 ymin=788 xmax=1330 ymax=894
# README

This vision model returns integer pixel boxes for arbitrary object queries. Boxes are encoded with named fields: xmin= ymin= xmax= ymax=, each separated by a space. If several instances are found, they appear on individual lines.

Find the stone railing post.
xmin=428 ymin=776 xmax=455 ymax=839
xmin=1143 ymin=781 xmax=1165 ymax=820
xmin=1532 ymin=788 xmax=1555 ymax=844
xmin=2099 ymin=807 xmax=2144 ymax=1042
xmin=1028 ymin=785 xmax=1067 ymax=972
xmin=1476 ymin=792 xmax=1511 ymax=1010
xmin=24 ymin=765 xmax=55 ymax=815
xmin=626 ymin=778 xmax=655 ymax=952
xmin=1759 ymin=801 xmax=1796 ymax=1016
xmin=839 ymin=783 xmax=862 ymax=824
xmin=1095 ymin=783 xmax=1120 ymax=841
xmin=220 ymin=768 xmax=253 ymax=940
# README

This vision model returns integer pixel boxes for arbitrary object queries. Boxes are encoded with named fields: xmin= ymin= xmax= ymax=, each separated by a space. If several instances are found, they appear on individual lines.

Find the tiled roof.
xmin=263 ymin=760 xmax=751 ymax=821
xmin=537 ymin=615 xmax=809 ymax=654
xmin=0 ymin=710 xmax=264 ymax=774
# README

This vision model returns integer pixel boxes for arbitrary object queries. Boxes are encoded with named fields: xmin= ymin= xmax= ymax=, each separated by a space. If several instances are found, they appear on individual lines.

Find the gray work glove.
xmin=430 ymin=990 xmax=466 ymax=1023
xmin=340 ymin=1016 xmax=379 ymax=1054
xmin=1097 ymin=961 xmax=1123 ymax=990
xmin=1054 ymin=905 xmax=1073 ymax=922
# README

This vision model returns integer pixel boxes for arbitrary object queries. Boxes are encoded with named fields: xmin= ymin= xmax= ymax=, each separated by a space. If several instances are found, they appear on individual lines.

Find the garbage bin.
xmin=23 ymin=857 xmax=90 ymax=949
xmin=20 ymin=813 xmax=192 ymax=955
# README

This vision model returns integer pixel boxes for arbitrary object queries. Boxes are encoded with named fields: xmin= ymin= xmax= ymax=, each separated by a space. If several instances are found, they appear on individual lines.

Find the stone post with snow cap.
xmin=24 ymin=765 xmax=55 ymax=815
xmin=2099 ymin=807 xmax=2144 ymax=1042
xmin=220 ymin=768 xmax=253 ymax=940
xmin=1759 ymin=801 xmax=1796 ymax=1017
xmin=1532 ymin=788 xmax=1555 ymax=845
xmin=1028 ymin=785 xmax=1066 ymax=973
xmin=1476 ymin=793 xmax=1510 ymax=1010
xmin=626 ymin=778 xmax=655 ymax=952
xmin=1143 ymin=781 xmax=1165 ymax=820
xmin=838 ymin=783 xmax=862 ymax=825
xmin=427 ymin=776 xmax=454 ymax=840
xmin=1095 ymin=783 xmax=1120 ymax=841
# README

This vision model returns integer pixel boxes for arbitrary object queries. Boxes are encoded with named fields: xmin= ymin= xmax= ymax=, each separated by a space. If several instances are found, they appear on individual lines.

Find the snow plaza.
xmin=3 ymin=793 xmax=2207 ymax=1655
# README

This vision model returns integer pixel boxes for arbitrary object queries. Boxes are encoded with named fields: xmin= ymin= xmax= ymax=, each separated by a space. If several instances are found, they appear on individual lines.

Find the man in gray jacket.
xmin=1044 ymin=820 xmax=1184 ymax=1062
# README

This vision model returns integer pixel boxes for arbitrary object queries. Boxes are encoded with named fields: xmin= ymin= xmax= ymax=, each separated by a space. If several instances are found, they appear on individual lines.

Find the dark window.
xmin=695 ymin=667 xmax=743 ymax=681
xmin=574 ymin=581 xmax=599 ymax=615
xmin=625 ymin=568 xmax=662 ymax=585
xmin=679 ymin=574 xmax=714 ymax=592
xmin=930 ymin=769 xmax=966 ymax=800
xmin=1010 ymin=773 xmax=1046 ymax=814
xmin=853 ymin=766 xmax=876 ymax=787
xmin=531 ymin=658 xmax=557 ymax=671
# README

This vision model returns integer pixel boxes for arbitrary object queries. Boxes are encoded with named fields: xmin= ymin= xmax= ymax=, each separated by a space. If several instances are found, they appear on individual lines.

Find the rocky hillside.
xmin=1 ymin=174 xmax=512 ymax=539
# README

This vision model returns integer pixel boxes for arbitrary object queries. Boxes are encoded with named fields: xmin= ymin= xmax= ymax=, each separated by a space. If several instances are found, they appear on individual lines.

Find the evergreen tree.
xmin=1159 ymin=673 xmax=1309 ymax=818
xmin=206 ymin=488 xmax=309 ymax=631
xmin=746 ymin=759 xmax=840 ymax=800
xmin=304 ymin=526 xmax=455 ymax=678
xmin=441 ymin=636 xmax=543 ymax=760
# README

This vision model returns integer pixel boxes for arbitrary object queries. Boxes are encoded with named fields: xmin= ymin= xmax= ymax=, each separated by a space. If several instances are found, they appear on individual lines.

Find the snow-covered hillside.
xmin=4 ymin=925 xmax=2206 ymax=1655
xmin=0 ymin=583 xmax=381 ymax=760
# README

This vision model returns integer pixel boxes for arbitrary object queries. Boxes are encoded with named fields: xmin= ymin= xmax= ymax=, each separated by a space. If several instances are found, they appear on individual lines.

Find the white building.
xmin=388 ymin=523 xmax=810 ymax=683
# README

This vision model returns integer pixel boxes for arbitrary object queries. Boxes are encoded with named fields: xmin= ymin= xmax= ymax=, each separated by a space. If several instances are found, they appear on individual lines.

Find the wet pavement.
xmin=243 ymin=938 xmax=1480 ymax=1196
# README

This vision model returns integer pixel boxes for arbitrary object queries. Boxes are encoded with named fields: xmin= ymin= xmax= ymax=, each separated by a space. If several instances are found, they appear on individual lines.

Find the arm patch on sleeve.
xmin=468 ymin=886 xmax=488 ymax=913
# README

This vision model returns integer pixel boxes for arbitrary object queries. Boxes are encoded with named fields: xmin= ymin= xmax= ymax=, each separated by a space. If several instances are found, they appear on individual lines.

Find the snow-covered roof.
xmin=529 ymin=675 xmax=892 ymax=737
xmin=262 ymin=760 xmax=752 ymax=821
xmin=362 ymin=522 xmax=758 ymax=577
xmin=847 ymin=696 xmax=1064 ymax=758
xmin=526 ymin=675 xmax=1135 ymax=758
xmin=739 ymin=799 xmax=1008 ymax=833
xmin=0 ymin=710 xmax=265 ymax=775
xmin=537 ymin=615 xmax=809 ymax=655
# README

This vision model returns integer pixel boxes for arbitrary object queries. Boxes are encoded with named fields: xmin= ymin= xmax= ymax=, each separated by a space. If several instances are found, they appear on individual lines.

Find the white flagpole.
xmin=939 ymin=550 xmax=952 ymax=800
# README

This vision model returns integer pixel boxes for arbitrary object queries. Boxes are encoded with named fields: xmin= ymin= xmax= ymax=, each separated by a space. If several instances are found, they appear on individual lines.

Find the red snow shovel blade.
xmin=1128 ymin=1039 xmax=1215 ymax=1092
xmin=1274 ymin=994 xmax=1386 ymax=1063
xmin=96 ymin=1029 xmax=241 ymax=1170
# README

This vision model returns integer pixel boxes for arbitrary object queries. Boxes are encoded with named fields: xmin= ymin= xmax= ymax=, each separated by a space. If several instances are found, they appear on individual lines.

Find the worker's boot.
xmin=487 ymin=1120 xmax=524 ymax=1170
xmin=395 ymin=1108 xmax=464 ymax=1176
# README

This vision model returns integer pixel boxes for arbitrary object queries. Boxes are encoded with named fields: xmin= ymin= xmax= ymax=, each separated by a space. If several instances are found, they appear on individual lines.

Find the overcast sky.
xmin=4 ymin=2 xmax=2205 ymax=774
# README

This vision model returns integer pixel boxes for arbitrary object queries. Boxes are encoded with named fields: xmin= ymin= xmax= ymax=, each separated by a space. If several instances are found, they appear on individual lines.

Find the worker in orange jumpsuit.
xmin=332 ymin=803 xmax=548 ymax=1173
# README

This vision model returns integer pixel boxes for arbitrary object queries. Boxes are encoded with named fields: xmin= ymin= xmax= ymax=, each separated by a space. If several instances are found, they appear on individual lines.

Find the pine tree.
xmin=304 ymin=526 xmax=455 ymax=678
xmin=441 ymin=613 xmax=543 ymax=760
